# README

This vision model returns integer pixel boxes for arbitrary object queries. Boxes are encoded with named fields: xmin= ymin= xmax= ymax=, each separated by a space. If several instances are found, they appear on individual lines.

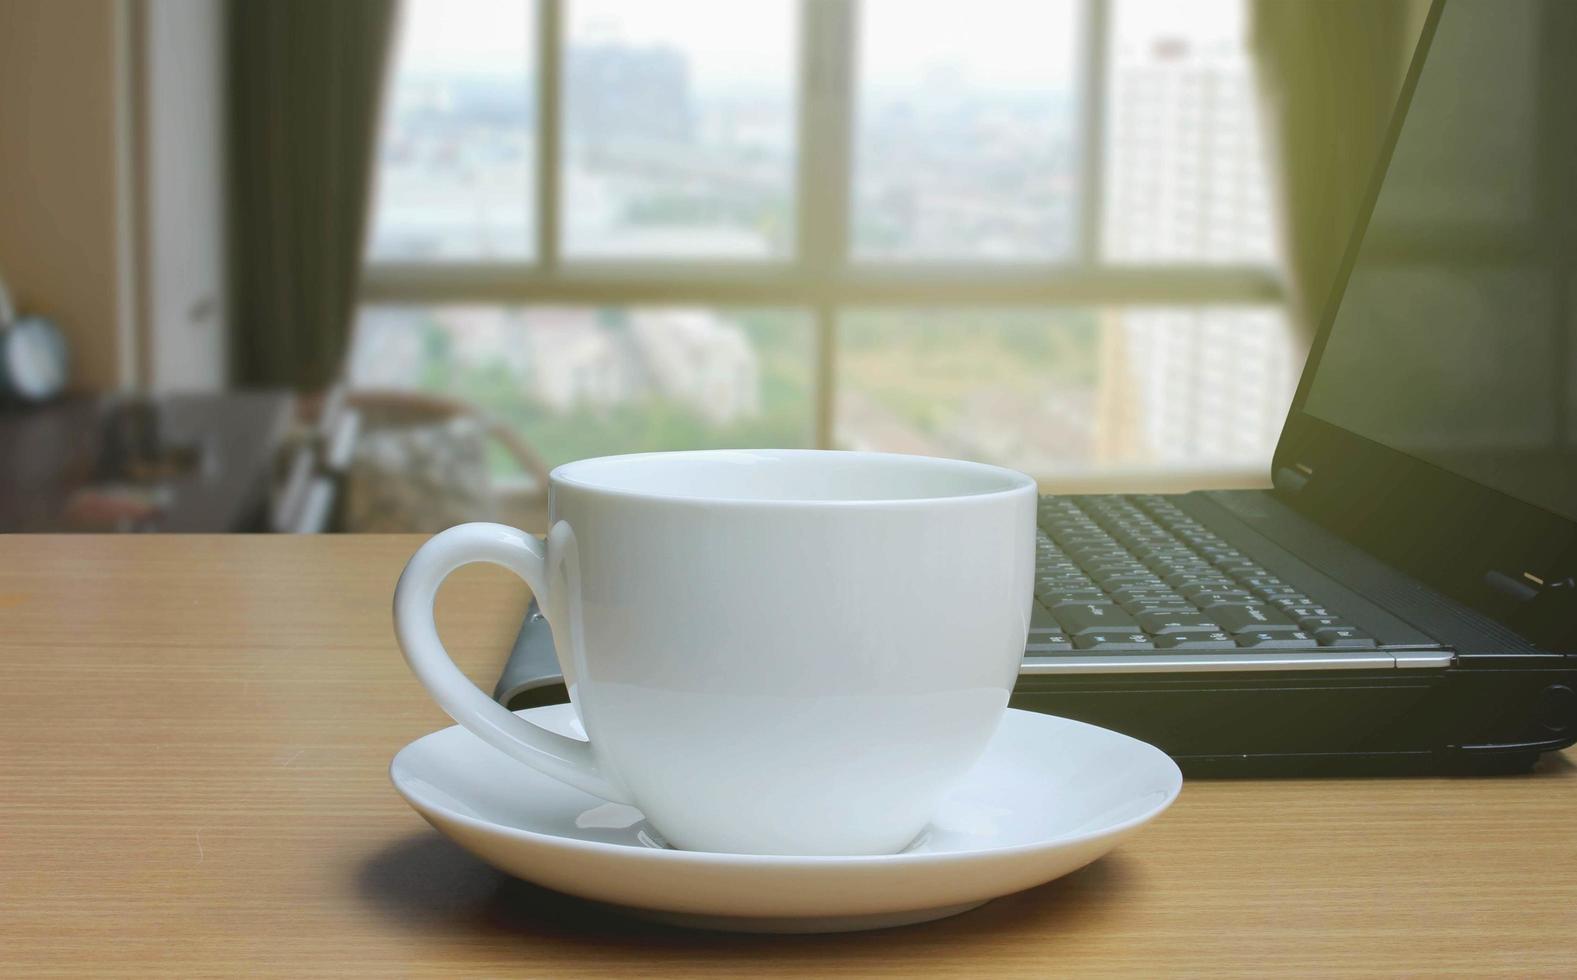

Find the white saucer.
xmin=390 ymin=705 xmax=1182 ymax=933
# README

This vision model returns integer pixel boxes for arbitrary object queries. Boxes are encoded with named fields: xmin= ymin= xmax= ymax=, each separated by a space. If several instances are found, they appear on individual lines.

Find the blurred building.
xmin=1103 ymin=5 xmax=1276 ymax=262
xmin=522 ymin=311 xmax=643 ymax=411
xmin=1092 ymin=5 xmax=1290 ymax=471
xmin=1096 ymin=310 xmax=1297 ymax=468
xmin=630 ymin=310 xmax=761 ymax=424
xmin=354 ymin=306 xmax=762 ymax=426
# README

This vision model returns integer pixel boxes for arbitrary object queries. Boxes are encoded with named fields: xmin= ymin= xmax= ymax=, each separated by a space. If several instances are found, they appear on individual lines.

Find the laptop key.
xmin=1094 ymin=570 xmax=1165 ymax=590
xmin=1057 ymin=528 xmax=1110 ymax=540
xmin=1257 ymin=587 xmax=1308 ymax=602
xmin=1215 ymin=563 xmax=1265 ymax=578
xmin=1164 ymin=574 xmax=1237 ymax=591
xmin=1267 ymin=596 xmax=1317 ymax=610
xmin=1072 ymin=632 xmax=1155 ymax=651
xmin=1029 ymin=602 xmax=1062 ymax=633
xmin=1122 ymin=599 xmax=1196 ymax=616
xmin=1191 ymin=590 xmax=1257 ymax=608
xmin=1055 ymin=603 xmax=1140 ymax=636
xmin=1110 ymin=596 xmax=1185 ymax=612
xmin=1313 ymin=627 xmax=1377 ymax=648
xmin=1111 ymin=584 xmax=1183 ymax=603
xmin=1282 ymin=605 xmax=1332 ymax=619
xmin=1045 ymin=592 xmax=1114 ymax=611
xmin=1038 ymin=560 xmax=1082 ymax=574
xmin=1137 ymin=612 xmax=1222 ymax=634
xmin=1038 ymin=567 xmax=1095 ymax=581
xmin=1236 ymin=631 xmax=1319 ymax=649
xmin=1025 ymin=632 xmax=1074 ymax=653
xmin=1298 ymin=615 xmax=1345 ymax=631
xmin=1179 ymin=580 xmax=1242 ymax=599
xmin=1154 ymin=630 xmax=1235 ymax=649
xmin=1041 ymin=556 xmax=1094 ymax=572
xmin=1047 ymin=593 xmax=1122 ymax=615
xmin=1214 ymin=604 xmax=1298 ymax=634
xmin=1193 ymin=545 xmax=1239 ymax=559
xmin=1087 ymin=565 xmax=1150 ymax=581
xmin=1043 ymin=581 xmax=1099 ymax=597
xmin=1086 ymin=554 xmax=1148 ymax=568
xmin=1065 ymin=542 xmax=1124 ymax=557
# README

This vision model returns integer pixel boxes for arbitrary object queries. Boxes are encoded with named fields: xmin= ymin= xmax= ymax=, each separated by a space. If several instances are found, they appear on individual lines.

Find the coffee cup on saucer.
xmin=394 ymin=449 xmax=1037 ymax=856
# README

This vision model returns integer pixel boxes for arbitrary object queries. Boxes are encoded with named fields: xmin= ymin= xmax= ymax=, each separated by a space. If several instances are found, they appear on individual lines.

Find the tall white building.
xmin=1094 ymin=2 xmax=1296 ymax=473
xmin=1102 ymin=0 xmax=1276 ymax=264
xmin=1099 ymin=310 xmax=1298 ymax=469
xmin=629 ymin=310 xmax=761 ymax=424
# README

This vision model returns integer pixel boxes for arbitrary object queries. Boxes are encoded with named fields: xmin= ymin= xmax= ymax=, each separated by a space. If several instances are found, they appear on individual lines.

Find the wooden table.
xmin=2 ymin=536 xmax=1574 ymax=976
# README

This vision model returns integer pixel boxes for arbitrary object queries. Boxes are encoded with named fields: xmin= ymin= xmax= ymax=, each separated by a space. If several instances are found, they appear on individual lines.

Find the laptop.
xmin=498 ymin=0 xmax=1577 ymax=775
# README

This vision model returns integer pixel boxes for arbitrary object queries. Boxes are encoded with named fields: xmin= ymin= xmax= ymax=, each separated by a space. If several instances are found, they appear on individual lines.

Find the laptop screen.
xmin=1301 ymin=0 xmax=1577 ymax=524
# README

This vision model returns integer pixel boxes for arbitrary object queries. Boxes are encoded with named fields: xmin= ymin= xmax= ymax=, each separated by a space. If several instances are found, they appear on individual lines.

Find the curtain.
xmin=228 ymin=0 xmax=397 ymax=391
xmin=1251 ymin=0 xmax=1431 ymax=341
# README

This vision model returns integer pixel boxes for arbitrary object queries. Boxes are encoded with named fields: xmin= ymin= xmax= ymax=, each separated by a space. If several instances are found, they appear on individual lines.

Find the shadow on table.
xmin=356 ymin=830 xmax=1134 ymax=956
xmin=1530 ymin=750 xmax=1575 ymax=777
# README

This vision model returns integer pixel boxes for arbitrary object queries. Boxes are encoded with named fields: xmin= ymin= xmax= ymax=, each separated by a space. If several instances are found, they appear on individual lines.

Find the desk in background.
xmin=0 ymin=391 xmax=293 ymax=532
xmin=0 ymin=535 xmax=1573 ymax=976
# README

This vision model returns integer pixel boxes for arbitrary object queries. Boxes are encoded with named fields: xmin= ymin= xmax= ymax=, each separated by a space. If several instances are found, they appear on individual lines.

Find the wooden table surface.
xmin=2 ymin=536 xmax=1574 ymax=977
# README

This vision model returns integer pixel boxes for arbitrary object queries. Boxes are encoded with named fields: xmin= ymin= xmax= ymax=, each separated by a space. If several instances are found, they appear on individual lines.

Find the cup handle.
xmin=393 ymin=521 xmax=632 ymax=804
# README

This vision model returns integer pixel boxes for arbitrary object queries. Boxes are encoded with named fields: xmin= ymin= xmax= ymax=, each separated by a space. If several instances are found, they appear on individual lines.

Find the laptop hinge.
xmin=1483 ymin=570 xmax=1539 ymax=603
xmin=1483 ymin=571 xmax=1577 ymax=652
xmin=1272 ymin=465 xmax=1311 ymax=494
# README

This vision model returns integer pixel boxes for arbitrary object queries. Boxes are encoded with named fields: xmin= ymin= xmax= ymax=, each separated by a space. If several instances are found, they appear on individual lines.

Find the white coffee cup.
xmin=395 ymin=449 xmax=1036 ymax=855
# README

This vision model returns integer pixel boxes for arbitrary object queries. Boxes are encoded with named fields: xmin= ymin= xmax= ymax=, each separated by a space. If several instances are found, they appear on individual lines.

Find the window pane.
xmin=1102 ymin=0 xmax=1276 ymax=264
xmin=562 ymin=0 xmax=797 ymax=259
xmin=853 ymin=0 xmax=1081 ymax=262
xmin=836 ymin=308 xmax=1298 ymax=478
xmin=352 ymin=306 xmax=813 ymax=467
xmin=368 ymin=0 xmax=536 ymax=262
xmin=1103 ymin=308 xmax=1299 ymax=467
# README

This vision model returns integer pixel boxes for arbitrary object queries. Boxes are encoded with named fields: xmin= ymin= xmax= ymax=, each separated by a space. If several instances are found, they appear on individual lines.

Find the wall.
xmin=0 ymin=0 xmax=132 ymax=392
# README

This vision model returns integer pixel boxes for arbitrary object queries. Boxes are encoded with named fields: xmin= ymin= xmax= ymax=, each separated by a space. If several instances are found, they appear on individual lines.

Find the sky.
xmin=400 ymin=0 xmax=534 ymax=76
xmin=396 ymin=0 xmax=1247 ymax=90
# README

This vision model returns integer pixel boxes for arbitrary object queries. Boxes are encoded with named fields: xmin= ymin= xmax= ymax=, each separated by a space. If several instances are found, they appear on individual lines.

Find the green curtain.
xmin=228 ymin=0 xmax=397 ymax=391
xmin=1251 ymin=0 xmax=1431 ymax=341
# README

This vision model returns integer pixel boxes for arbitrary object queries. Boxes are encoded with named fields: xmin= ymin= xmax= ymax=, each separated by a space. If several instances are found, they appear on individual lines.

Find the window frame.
xmin=360 ymin=0 xmax=1285 ymax=456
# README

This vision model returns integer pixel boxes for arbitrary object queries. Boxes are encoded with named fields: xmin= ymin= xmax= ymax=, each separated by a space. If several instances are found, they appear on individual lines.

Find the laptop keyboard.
xmin=1031 ymin=495 xmax=1377 ymax=654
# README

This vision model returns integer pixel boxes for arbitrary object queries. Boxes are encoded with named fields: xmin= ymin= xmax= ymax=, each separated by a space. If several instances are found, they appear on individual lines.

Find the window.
xmin=852 ymin=0 xmax=1081 ymax=261
xmin=368 ymin=0 xmax=537 ymax=261
xmin=561 ymin=0 xmax=799 ymax=258
xmin=363 ymin=0 xmax=1296 ymax=483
